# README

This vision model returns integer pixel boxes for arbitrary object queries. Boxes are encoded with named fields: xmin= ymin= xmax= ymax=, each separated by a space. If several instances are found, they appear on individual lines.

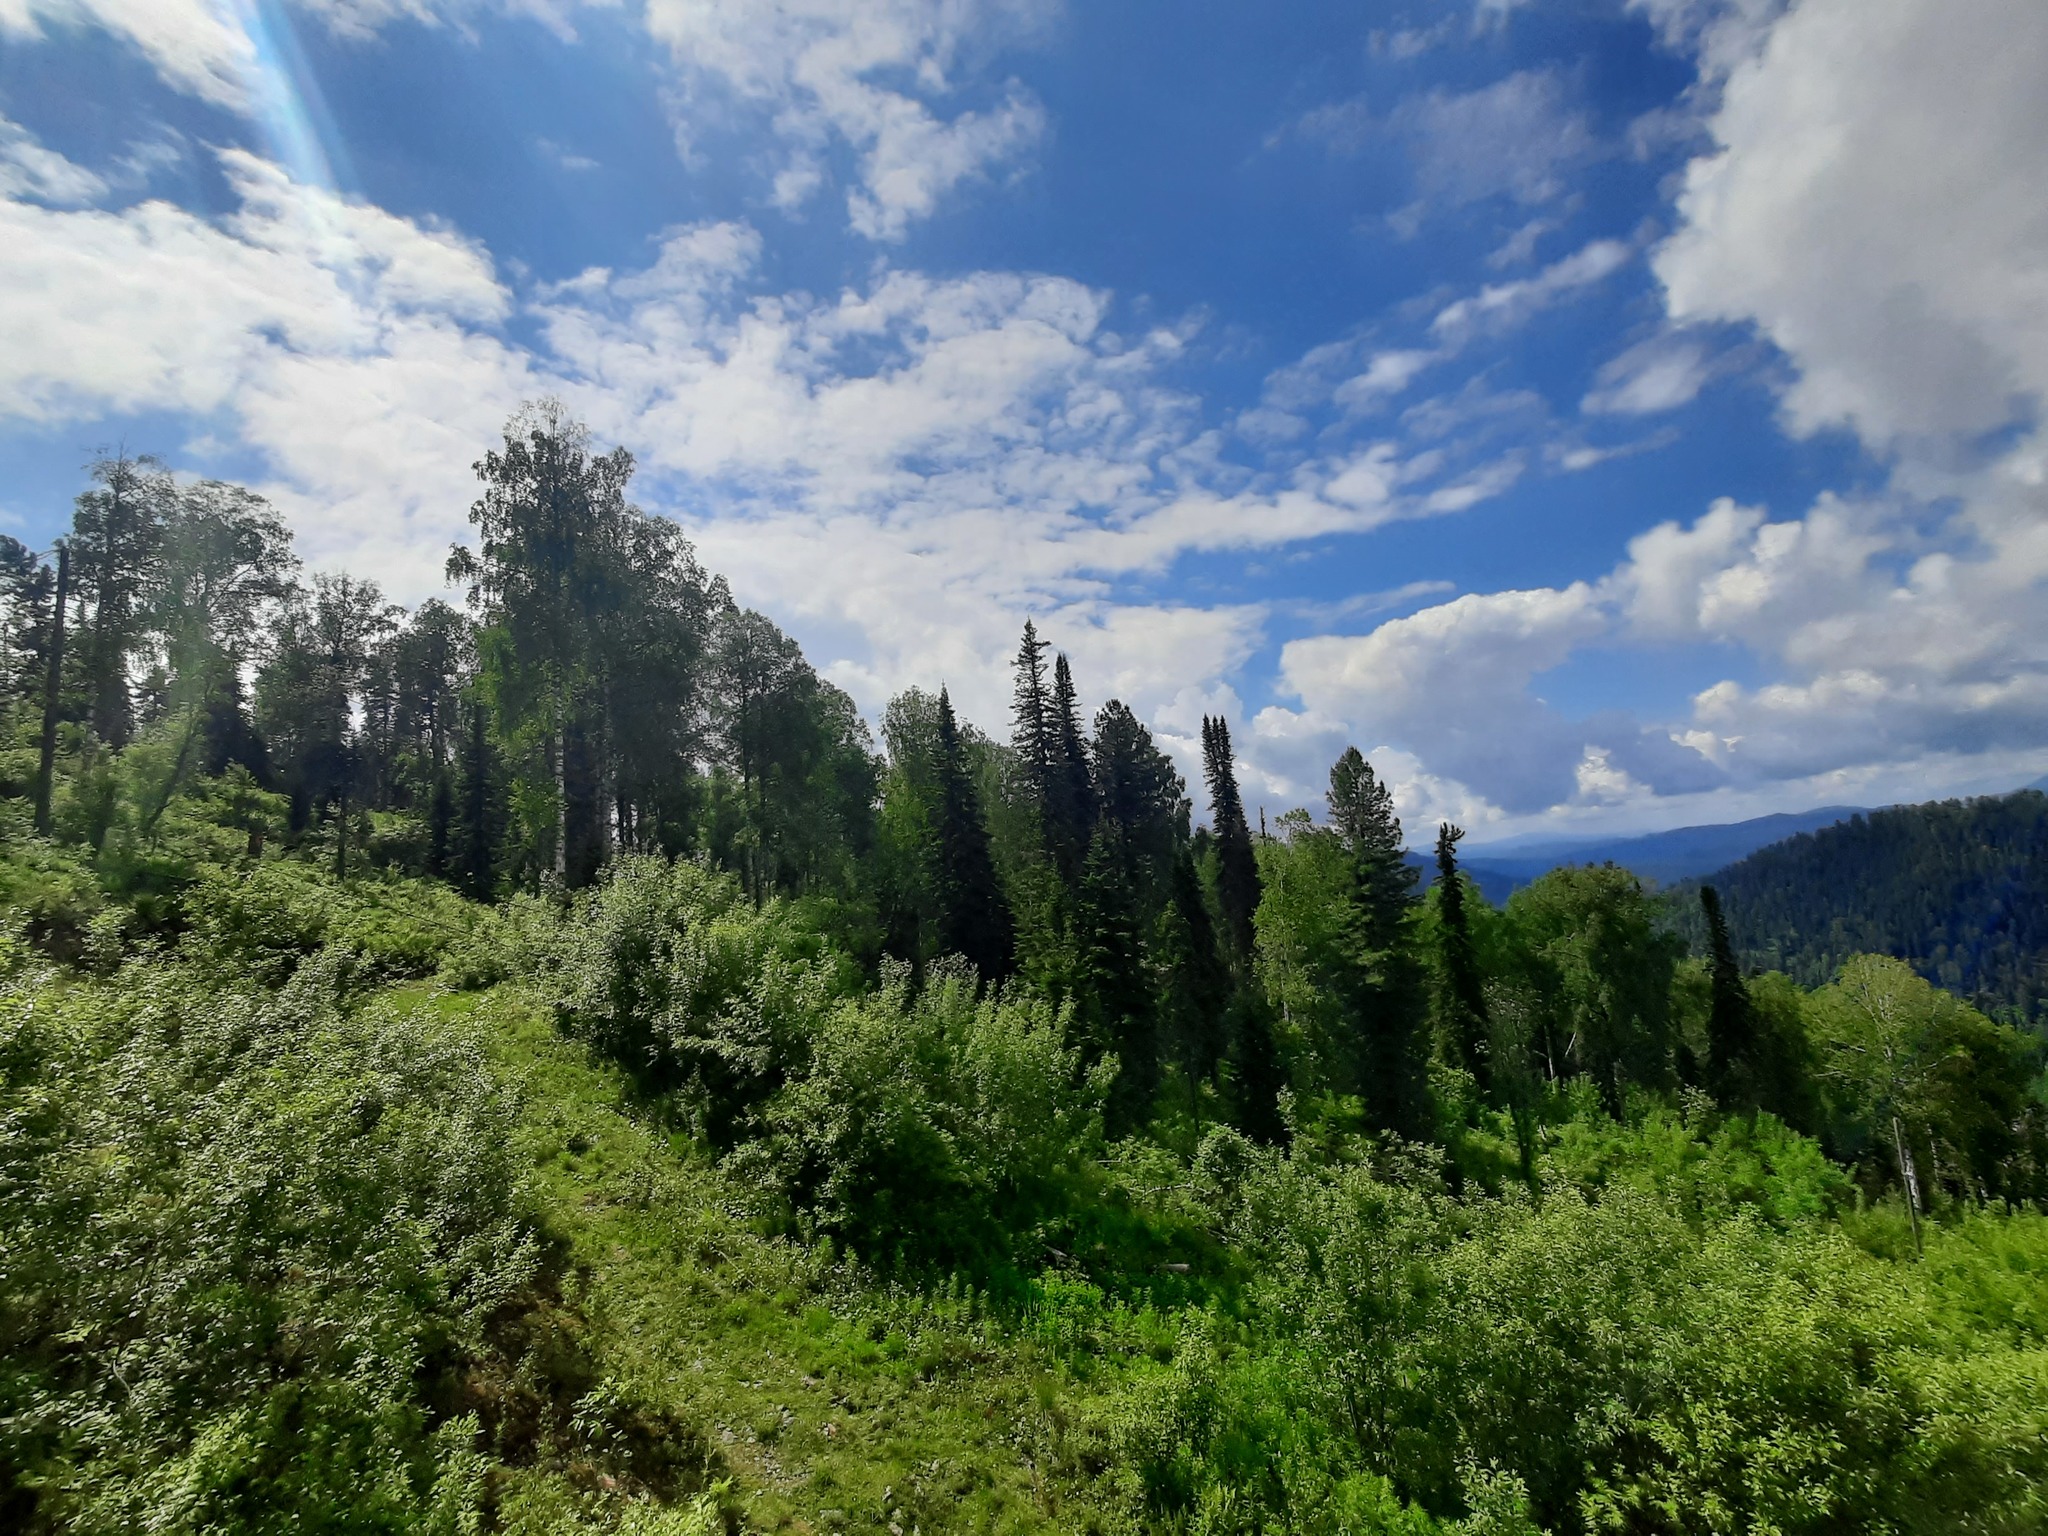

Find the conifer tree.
xmin=1045 ymin=653 xmax=1094 ymax=878
xmin=1327 ymin=747 xmax=1430 ymax=1139
xmin=1011 ymin=620 xmax=1051 ymax=800
xmin=1201 ymin=715 xmax=1261 ymax=964
xmin=1076 ymin=828 xmax=1157 ymax=1134
xmin=453 ymin=690 xmax=504 ymax=900
xmin=1701 ymin=884 xmax=1758 ymax=1108
xmin=1092 ymin=698 xmax=1184 ymax=906
xmin=1433 ymin=822 xmax=1491 ymax=1093
xmin=1228 ymin=993 xmax=1290 ymax=1146
xmin=1156 ymin=848 xmax=1232 ymax=1095
xmin=935 ymin=688 xmax=1014 ymax=983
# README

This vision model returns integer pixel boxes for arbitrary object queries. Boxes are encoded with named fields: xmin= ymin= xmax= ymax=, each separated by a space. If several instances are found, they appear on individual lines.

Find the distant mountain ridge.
xmin=1409 ymin=805 xmax=1868 ymax=904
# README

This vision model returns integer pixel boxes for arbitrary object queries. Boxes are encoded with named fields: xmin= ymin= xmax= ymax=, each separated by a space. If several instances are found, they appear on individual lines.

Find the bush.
xmin=181 ymin=861 xmax=482 ymax=985
xmin=0 ymin=950 xmax=539 ymax=1533
xmin=539 ymin=854 xmax=846 ymax=1143
xmin=753 ymin=961 xmax=1112 ymax=1269
xmin=1120 ymin=1144 xmax=2048 ymax=1535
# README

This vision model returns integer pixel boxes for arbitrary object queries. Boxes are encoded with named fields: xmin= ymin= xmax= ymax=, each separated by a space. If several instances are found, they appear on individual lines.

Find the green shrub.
xmin=753 ymin=961 xmax=1112 ymax=1269
xmin=1121 ymin=1145 xmax=2048 ymax=1534
xmin=540 ymin=853 xmax=845 ymax=1143
xmin=0 ymin=951 xmax=538 ymax=1532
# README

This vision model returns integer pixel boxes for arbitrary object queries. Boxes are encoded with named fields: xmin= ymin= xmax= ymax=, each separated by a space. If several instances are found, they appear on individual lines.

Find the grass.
xmin=410 ymin=981 xmax=1141 ymax=1534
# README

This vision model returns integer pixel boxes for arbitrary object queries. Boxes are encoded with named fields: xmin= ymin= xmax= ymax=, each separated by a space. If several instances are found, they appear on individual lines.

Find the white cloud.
xmin=0 ymin=0 xmax=255 ymax=108
xmin=1249 ymin=0 xmax=2048 ymax=826
xmin=1278 ymin=585 xmax=1616 ymax=813
xmin=1654 ymin=0 xmax=2048 ymax=448
xmin=0 ymin=113 xmax=107 ymax=204
xmin=1582 ymin=330 xmax=1719 ymax=415
xmin=1393 ymin=70 xmax=1597 ymax=217
xmin=1431 ymin=238 xmax=1631 ymax=341
xmin=0 ymin=143 xmax=1532 ymax=759
xmin=643 ymin=0 xmax=1053 ymax=240
xmin=1627 ymin=0 xmax=1787 ymax=84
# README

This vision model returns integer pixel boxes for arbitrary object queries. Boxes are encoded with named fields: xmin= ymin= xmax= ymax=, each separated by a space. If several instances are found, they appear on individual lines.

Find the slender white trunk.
xmin=1893 ymin=1114 xmax=1923 ymax=1255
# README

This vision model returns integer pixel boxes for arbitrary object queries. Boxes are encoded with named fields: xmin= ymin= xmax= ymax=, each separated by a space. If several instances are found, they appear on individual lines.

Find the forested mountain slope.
xmin=1680 ymin=790 xmax=2048 ymax=1027
xmin=5 ymin=407 xmax=2048 ymax=1535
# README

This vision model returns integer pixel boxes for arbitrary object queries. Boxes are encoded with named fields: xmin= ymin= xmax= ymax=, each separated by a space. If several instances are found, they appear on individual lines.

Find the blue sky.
xmin=2 ymin=0 xmax=2045 ymax=840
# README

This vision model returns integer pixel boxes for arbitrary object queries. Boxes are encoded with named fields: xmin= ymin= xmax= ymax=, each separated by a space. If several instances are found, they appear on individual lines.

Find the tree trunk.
xmin=335 ymin=781 xmax=349 ymax=881
xmin=552 ymin=714 xmax=567 ymax=882
xmin=34 ymin=544 xmax=69 ymax=835
xmin=1893 ymin=1114 xmax=1923 ymax=1256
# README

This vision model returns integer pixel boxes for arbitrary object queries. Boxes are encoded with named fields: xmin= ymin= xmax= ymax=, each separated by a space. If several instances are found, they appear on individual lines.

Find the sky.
xmin=1 ymin=0 xmax=2045 ymax=843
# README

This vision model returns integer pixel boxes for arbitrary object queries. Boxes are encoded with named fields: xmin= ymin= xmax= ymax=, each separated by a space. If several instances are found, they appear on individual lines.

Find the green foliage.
xmin=1808 ymin=954 xmax=2047 ymax=1207
xmin=537 ymin=852 xmax=844 ymax=1143
xmin=0 ymin=950 xmax=537 ymax=1532
xmin=753 ymin=961 xmax=1112 ymax=1269
xmin=1676 ymin=789 xmax=2048 ymax=1026
xmin=1505 ymin=865 xmax=1683 ymax=1109
xmin=9 ymin=413 xmax=2048 ymax=1535
xmin=1124 ymin=1138 xmax=2048 ymax=1535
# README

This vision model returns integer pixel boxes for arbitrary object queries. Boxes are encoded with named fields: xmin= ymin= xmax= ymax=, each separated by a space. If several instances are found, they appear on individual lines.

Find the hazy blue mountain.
xmin=1410 ymin=806 xmax=1868 ymax=904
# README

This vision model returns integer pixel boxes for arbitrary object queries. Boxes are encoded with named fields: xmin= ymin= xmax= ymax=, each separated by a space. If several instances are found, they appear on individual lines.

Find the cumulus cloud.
xmin=1655 ymin=0 xmax=2048 ymax=448
xmin=1278 ymin=585 xmax=1613 ymax=814
xmin=0 ymin=140 xmax=1532 ymax=752
xmin=1250 ymin=0 xmax=2048 ymax=828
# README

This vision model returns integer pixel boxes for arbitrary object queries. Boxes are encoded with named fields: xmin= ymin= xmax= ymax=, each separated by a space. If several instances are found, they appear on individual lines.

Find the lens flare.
xmin=226 ymin=0 xmax=354 ymax=195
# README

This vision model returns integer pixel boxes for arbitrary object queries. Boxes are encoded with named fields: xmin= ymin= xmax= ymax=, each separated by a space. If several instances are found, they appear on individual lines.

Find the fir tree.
xmin=1077 ymin=828 xmax=1158 ymax=1135
xmin=1010 ymin=620 xmax=1051 ymax=801
xmin=935 ymin=688 xmax=1014 ymax=983
xmin=69 ymin=451 xmax=171 ymax=748
xmin=1156 ymin=848 xmax=1232 ymax=1095
xmin=1092 ymin=698 xmax=1185 ymax=907
xmin=1327 ymin=747 xmax=1430 ymax=1140
xmin=1045 ymin=652 xmax=1094 ymax=879
xmin=1227 ymin=993 xmax=1290 ymax=1146
xmin=453 ymin=690 xmax=504 ymax=900
xmin=1201 ymin=715 xmax=1261 ymax=964
xmin=1701 ymin=884 xmax=1758 ymax=1108
xmin=1433 ymin=822 xmax=1491 ymax=1094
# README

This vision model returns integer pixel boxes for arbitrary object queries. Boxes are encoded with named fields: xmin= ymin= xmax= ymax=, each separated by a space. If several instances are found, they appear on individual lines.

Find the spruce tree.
xmin=1045 ymin=652 xmax=1095 ymax=879
xmin=453 ymin=691 xmax=503 ymax=900
xmin=1433 ymin=823 xmax=1491 ymax=1093
xmin=1201 ymin=715 xmax=1261 ymax=964
xmin=1011 ymin=620 xmax=1052 ymax=800
xmin=1092 ymin=698 xmax=1184 ymax=906
xmin=1227 ymin=993 xmax=1290 ymax=1146
xmin=1077 ymin=829 xmax=1158 ymax=1135
xmin=1327 ymin=747 xmax=1430 ymax=1140
xmin=1156 ymin=848 xmax=1232 ymax=1094
xmin=1701 ymin=884 xmax=1758 ymax=1108
xmin=935 ymin=688 xmax=1014 ymax=983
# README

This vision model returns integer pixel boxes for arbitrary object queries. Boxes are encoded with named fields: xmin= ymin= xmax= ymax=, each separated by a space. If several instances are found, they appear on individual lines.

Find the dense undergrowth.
xmin=5 ymin=829 xmax=2048 ymax=1535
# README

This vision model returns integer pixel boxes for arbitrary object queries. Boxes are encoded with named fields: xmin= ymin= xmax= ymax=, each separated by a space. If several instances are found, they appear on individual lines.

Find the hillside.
xmin=6 ymin=412 xmax=2048 ymax=1534
xmin=1681 ymin=790 xmax=2048 ymax=1026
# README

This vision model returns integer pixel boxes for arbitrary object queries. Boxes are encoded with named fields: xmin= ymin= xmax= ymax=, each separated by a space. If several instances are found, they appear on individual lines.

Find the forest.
xmin=2 ymin=404 xmax=2046 ymax=1535
xmin=1672 ymin=791 xmax=2048 ymax=1028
